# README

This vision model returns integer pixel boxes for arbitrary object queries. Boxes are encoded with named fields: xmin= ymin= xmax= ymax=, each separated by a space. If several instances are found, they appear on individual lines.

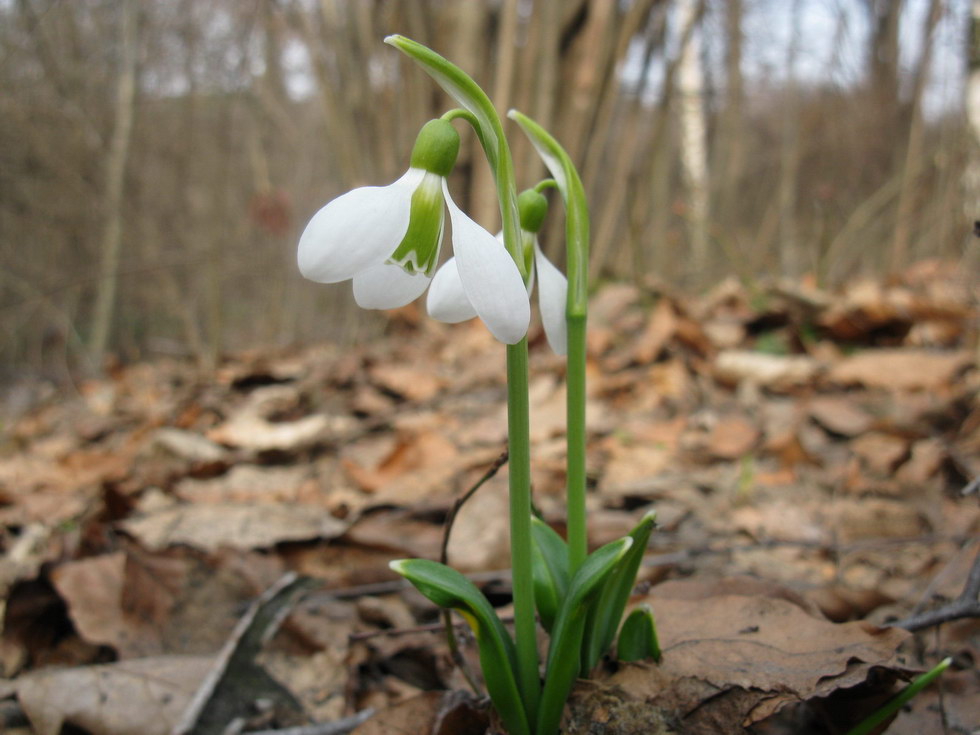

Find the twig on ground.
xmin=245 ymin=709 xmax=376 ymax=735
xmin=438 ymin=449 xmax=509 ymax=696
xmin=894 ymin=543 xmax=980 ymax=632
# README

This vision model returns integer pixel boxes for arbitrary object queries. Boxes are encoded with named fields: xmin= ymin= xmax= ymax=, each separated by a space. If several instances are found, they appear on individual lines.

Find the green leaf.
xmin=581 ymin=511 xmax=656 ymax=673
xmin=536 ymin=537 xmax=633 ymax=735
xmin=507 ymin=110 xmax=589 ymax=318
xmin=616 ymin=604 xmax=661 ymax=663
xmin=390 ymin=559 xmax=530 ymax=735
xmin=844 ymin=657 xmax=952 ymax=735
xmin=531 ymin=517 xmax=570 ymax=633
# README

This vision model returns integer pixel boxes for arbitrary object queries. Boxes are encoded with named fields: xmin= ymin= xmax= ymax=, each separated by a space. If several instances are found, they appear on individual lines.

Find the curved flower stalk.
xmin=297 ymin=119 xmax=529 ymax=345
xmin=428 ymin=187 xmax=569 ymax=354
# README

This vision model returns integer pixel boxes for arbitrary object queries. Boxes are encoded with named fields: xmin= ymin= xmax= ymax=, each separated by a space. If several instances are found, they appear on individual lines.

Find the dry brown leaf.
xmin=343 ymin=430 xmax=458 ymax=502
xmin=344 ymin=509 xmax=444 ymax=559
xmin=120 ymin=503 xmax=347 ymax=551
xmin=207 ymin=385 xmax=338 ymax=452
xmin=592 ymin=581 xmax=911 ymax=730
xmin=174 ymin=464 xmax=317 ymax=506
xmin=51 ymin=552 xmax=175 ymax=658
xmin=829 ymin=498 xmax=928 ymax=543
xmin=808 ymin=395 xmax=874 ymax=437
xmin=714 ymin=350 xmax=820 ymax=389
xmin=706 ymin=416 xmax=760 ymax=460
xmin=895 ymin=438 xmax=947 ymax=486
xmin=150 ymin=428 xmax=229 ymax=464
xmin=600 ymin=441 xmax=675 ymax=499
xmin=828 ymin=349 xmax=973 ymax=391
xmin=368 ymin=364 xmax=444 ymax=403
xmin=850 ymin=432 xmax=909 ymax=475
xmin=352 ymin=690 xmax=489 ymax=735
xmin=446 ymin=473 xmax=509 ymax=571
xmin=16 ymin=655 xmax=212 ymax=735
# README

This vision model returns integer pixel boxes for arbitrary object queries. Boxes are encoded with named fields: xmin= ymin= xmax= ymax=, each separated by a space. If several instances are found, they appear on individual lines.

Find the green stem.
xmin=565 ymin=314 xmax=587 ymax=572
xmin=506 ymin=338 xmax=539 ymax=723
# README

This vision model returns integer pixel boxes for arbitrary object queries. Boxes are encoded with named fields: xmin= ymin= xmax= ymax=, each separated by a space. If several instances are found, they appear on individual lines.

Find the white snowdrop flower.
xmin=298 ymin=119 xmax=529 ymax=344
xmin=428 ymin=188 xmax=567 ymax=354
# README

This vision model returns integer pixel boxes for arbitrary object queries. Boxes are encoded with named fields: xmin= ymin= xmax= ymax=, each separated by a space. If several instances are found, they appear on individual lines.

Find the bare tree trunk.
xmin=965 ymin=1 xmax=980 ymax=220
xmin=778 ymin=0 xmax=804 ymax=278
xmin=89 ymin=0 xmax=137 ymax=368
xmin=676 ymin=0 xmax=709 ymax=283
xmin=712 ymin=0 xmax=745 ymax=230
xmin=891 ymin=0 xmax=943 ymax=271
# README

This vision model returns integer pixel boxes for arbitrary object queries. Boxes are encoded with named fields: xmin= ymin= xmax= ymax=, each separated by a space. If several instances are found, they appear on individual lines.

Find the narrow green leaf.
xmin=390 ymin=559 xmax=530 ymax=735
xmin=508 ymin=110 xmax=591 ymax=578
xmin=506 ymin=110 xmax=589 ymax=318
xmin=616 ymin=604 xmax=661 ymax=663
xmin=844 ymin=657 xmax=952 ymax=735
xmin=531 ymin=517 xmax=570 ymax=632
xmin=536 ymin=537 xmax=633 ymax=735
xmin=581 ymin=511 xmax=656 ymax=673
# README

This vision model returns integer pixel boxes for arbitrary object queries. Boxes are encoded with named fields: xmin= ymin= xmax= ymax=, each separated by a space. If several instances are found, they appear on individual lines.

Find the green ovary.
xmin=388 ymin=173 xmax=444 ymax=276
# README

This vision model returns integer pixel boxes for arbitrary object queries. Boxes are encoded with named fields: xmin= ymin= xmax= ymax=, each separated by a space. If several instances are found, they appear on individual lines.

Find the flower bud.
xmin=517 ymin=189 xmax=548 ymax=234
xmin=409 ymin=119 xmax=461 ymax=177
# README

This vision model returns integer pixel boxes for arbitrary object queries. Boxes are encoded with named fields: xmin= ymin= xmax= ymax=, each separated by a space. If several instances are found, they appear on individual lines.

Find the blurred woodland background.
xmin=1 ymin=0 xmax=978 ymax=384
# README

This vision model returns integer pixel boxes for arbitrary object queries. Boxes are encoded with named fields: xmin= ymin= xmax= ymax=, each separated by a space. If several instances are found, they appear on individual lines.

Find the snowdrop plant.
xmin=299 ymin=35 xmax=660 ymax=735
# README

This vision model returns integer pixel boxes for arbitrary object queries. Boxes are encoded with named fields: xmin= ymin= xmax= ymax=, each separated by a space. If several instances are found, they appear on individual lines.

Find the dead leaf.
xmin=344 ymin=509 xmax=443 ymax=560
xmin=600 ymin=441 xmax=674 ymax=499
xmin=706 ymin=416 xmax=760 ymax=460
xmin=353 ymin=690 xmax=489 ymax=735
xmin=150 ymin=428 xmax=229 ymax=464
xmin=828 ymin=349 xmax=973 ymax=391
xmin=850 ymin=432 xmax=909 ymax=475
xmin=16 ymin=655 xmax=212 ymax=735
xmin=120 ymin=503 xmax=347 ymax=552
xmin=207 ymin=385 xmax=338 ymax=452
xmin=173 ymin=464 xmax=316 ymax=506
xmin=808 ymin=395 xmax=874 ymax=437
xmin=446 ymin=473 xmax=510 ymax=571
xmin=714 ymin=351 xmax=820 ymax=389
xmin=51 ymin=552 xmax=176 ymax=658
xmin=591 ymin=580 xmax=912 ymax=731
xmin=368 ymin=364 xmax=444 ymax=403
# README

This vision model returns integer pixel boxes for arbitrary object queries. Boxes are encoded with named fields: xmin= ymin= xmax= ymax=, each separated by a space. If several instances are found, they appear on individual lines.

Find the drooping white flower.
xmin=428 ymin=189 xmax=568 ymax=354
xmin=297 ymin=119 xmax=530 ymax=345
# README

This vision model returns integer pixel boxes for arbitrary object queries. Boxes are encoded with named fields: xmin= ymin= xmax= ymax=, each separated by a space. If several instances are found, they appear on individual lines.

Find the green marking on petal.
xmin=388 ymin=172 xmax=444 ymax=277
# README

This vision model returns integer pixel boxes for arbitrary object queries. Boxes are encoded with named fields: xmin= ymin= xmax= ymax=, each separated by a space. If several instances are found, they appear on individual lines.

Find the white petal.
xmin=297 ymin=169 xmax=424 ymax=283
xmin=445 ymin=183 xmax=530 ymax=344
xmin=427 ymin=257 xmax=478 ymax=323
xmin=534 ymin=243 xmax=568 ymax=355
xmin=353 ymin=261 xmax=431 ymax=309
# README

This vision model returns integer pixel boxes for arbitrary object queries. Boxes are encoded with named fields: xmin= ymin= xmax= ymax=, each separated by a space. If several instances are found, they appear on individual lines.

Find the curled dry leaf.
xmin=16 ymin=655 xmax=212 ymax=735
xmin=120 ymin=503 xmax=348 ymax=552
xmin=714 ymin=350 xmax=821 ymax=390
xmin=828 ymin=349 xmax=973 ymax=391
xmin=573 ymin=578 xmax=912 ymax=734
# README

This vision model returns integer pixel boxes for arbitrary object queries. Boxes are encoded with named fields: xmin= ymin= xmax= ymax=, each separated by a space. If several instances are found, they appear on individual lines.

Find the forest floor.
xmin=0 ymin=260 xmax=977 ymax=735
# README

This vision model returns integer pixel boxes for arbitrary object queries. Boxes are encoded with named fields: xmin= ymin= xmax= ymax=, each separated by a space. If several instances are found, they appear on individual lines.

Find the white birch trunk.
xmin=965 ymin=1 xmax=980 ymax=216
xmin=676 ymin=0 xmax=709 ymax=282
